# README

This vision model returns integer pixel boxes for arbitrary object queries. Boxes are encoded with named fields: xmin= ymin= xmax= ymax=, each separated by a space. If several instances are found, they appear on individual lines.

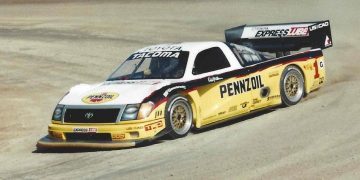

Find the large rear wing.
xmin=225 ymin=20 xmax=332 ymax=52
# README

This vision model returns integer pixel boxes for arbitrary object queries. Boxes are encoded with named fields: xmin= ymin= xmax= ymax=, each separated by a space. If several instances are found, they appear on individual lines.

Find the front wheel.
xmin=280 ymin=66 xmax=305 ymax=106
xmin=165 ymin=94 xmax=193 ymax=139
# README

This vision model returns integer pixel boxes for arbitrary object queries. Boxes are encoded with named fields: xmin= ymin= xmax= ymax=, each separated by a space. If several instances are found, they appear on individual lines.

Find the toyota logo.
xmin=84 ymin=112 xmax=94 ymax=119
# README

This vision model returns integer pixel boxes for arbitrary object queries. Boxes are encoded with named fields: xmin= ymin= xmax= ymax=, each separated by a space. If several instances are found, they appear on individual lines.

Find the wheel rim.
xmin=284 ymin=70 xmax=304 ymax=102
xmin=170 ymin=100 xmax=192 ymax=135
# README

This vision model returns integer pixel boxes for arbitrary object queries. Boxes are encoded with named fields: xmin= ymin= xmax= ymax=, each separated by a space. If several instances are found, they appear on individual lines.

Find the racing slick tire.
xmin=165 ymin=94 xmax=193 ymax=139
xmin=280 ymin=65 xmax=305 ymax=106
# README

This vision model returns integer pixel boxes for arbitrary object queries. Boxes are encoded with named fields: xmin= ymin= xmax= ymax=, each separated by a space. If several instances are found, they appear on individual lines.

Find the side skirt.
xmin=196 ymin=103 xmax=281 ymax=130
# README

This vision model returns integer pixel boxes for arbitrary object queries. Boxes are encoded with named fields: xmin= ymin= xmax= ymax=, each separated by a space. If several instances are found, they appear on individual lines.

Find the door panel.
xmin=197 ymin=76 xmax=253 ymax=126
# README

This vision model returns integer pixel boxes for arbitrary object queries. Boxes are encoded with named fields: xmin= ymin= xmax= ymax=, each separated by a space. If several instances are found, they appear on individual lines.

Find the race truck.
xmin=37 ymin=20 xmax=332 ymax=149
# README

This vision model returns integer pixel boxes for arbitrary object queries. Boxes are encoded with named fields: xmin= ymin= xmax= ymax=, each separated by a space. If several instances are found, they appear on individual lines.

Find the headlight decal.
xmin=137 ymin=101 xmax=155 ymax=120
xmin=121 ymin=104 xmax=140 ymax=120
xmin=52 ymin=105 xmax=65 ymax=121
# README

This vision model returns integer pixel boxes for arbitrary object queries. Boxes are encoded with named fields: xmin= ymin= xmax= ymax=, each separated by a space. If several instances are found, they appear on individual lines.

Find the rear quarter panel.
xmin=302 ymin=56 xmax=326 ymax=93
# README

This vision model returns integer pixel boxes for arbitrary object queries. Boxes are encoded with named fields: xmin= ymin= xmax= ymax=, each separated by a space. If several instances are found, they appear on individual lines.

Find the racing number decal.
xmin=313 ymin=60 xmax=320 ymax=79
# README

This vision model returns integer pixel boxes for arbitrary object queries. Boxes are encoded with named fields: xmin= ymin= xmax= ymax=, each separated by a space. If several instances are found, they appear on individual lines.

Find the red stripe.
xmin=153 ymin=97 xmax=168 ymax=109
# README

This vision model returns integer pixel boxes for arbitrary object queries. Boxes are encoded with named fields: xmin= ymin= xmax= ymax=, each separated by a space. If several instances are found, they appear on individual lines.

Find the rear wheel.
xmin=280 ymin=66 xmax=305 ymax=106
xmin=165 ymin=94 xmax=193 ymax=139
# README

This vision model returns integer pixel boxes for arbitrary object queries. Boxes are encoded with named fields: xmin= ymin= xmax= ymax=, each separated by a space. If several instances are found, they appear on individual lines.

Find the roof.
xmin=134 ymin=41 xmax=225 ymax=53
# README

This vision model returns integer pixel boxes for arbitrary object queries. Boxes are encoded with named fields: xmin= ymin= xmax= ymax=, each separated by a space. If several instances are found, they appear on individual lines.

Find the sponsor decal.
xmin=269 ymin=72 xmax=279 ymax=78
xmin=303 ymin=64 xmax=314 ymax=70
xmin=126 ymin=126 xmax=144 ymax=130
xmin=252 ymin=26 xmax=269 ymax=31
xmin=267 ymin=95 xmax=281 ymax=101
xmin=130 ymin=51 xmax=180 ymax=60
xmin=145 ymin=120 xmax=163 ymax=131
xmin=309 ymin=21 xmax=329 ymax=31
xmin=73 ymin=127 xmax=97 ymax=133
xmin=255 ymin=29 xmax=289 ymax=37
xmin=241 ymin=102 xmax=249 ymax=108
xmin=253 ymin=98 xmax=261 ymax=104
xmin=163 ymin=86 xmax=186 ymax=97
xmin=139 ymin=45 xmax=182 ymax=52
xmin=218 ymin=111 xmax=226 ymax=115
xmin=208 ymin=76 xmax=223 ymax=83
xmin=288 ymin=27 xmax=309 ymax=36
xmin=82 ymin=92 xmax=119 ymax=104
xmin=255 ymin=27 xmax=309 ymax=38
xmin=241 ymin=24 xmax=315 ymax=39
xmin=219 ymin=75 xmax=264 ymax=98
xmin=112 ymin=134 xmax=125 ymax=140
xmin=229 ymin=106 xmax=237 ymax=112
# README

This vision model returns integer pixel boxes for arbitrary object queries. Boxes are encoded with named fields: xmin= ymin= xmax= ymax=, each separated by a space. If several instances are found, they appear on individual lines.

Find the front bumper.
xmin=37 ymin=118 xmax=166 ymax=149
xmin=37 ymin=135 xmax=137 ymax=149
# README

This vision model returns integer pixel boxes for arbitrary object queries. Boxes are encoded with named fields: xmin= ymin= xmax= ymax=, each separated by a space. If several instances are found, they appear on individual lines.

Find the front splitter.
xmin=36 ymin=135 xmax=138 ymax=150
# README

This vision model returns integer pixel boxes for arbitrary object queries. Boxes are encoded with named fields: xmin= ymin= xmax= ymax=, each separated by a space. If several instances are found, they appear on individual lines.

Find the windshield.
xmin=107 ymin=51 xmax=189 ymax=80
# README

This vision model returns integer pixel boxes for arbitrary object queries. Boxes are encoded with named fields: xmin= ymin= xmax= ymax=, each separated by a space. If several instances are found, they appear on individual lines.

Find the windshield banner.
xmin=129 ymin=51 xmax=180 ymax=60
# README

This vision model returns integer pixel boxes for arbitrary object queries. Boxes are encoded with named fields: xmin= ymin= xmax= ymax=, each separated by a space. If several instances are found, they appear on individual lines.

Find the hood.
xmin=59 ymin=80 xmax=172 ymax=106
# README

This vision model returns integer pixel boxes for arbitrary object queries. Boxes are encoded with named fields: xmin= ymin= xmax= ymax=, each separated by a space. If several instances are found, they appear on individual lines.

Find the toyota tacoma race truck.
xmin=37 ymin=20 xmax=333 ymax=149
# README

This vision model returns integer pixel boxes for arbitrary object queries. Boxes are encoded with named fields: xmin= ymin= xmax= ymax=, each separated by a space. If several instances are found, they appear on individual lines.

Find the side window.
xmin=240 ymin=53 xmax=262 ymax=65
xmin=227 ymin=43 xmax=273 ymax=67
xmin=192 ymin=47 xmax=231 ymax=75
xmin=242 ymin=54 xmax=252 ymax=63
xmin=251 ymin=54 xmax=261 ymax=63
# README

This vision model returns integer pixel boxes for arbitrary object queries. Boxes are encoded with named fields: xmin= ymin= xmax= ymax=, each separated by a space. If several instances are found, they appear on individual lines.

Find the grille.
xmin=65 ymin=133 xmax=112 ymax=141
xmin=64 ymin=108 xmax=120 ymax=123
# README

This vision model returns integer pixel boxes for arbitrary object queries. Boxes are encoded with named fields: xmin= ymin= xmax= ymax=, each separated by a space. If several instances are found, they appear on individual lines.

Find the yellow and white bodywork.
xmin=37 ymin=41 xmax=326 ymax=149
